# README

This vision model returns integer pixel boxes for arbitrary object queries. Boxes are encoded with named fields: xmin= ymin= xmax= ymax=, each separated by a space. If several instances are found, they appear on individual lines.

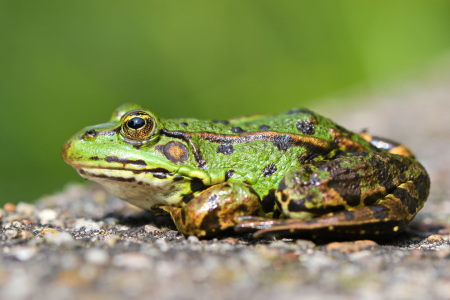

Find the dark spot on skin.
xmin=181 ymin=209 xmax=186 ymax=224
xmin=287 ymin=109 xmax=312 ymax=115
xmin=106 ymin=156 xmax=120 ymax=163
xmin=163 ymin=141 xmax=189 ymax=163
xmin=200 ymin=211 xmax=221 ymax=232
xmin=273 ymin=210 xmax=281 ymax=218
xmin=261 ymin=190 xmax=276 ymax=213
xmin=89 ymin=156 xmax=99 ymax=161
xmin=272 ymin=135 xmax=293 ymax=151
xmin=262 ymin=162 xmax=277 ymax=177
xmin=126 ymin=159 xmax=147 ymax=166
xmin=281 ymin=193 xmax=288 ymax=202
xmin=323 ymin=160 xmax=362 ymax=207
xmin=190 ymin=178 xmax=206 ymax=192
xmin=231 ymin=127 xmax=247 ymax=133
xmin=217 ymin=144 xmax=234 ymax=155
xmin=288 ymin=198 xmax=307 ymax=212
xmin=174 ymin=176 xmax=184 ymax=181
xmin=180 ymin=122 xmax=188 ymax=127
xmin=416 ymin=172 xmax=430 ymax=202
xmin=303 ymin=166 xmax=313 ymax=174
xmin=104 ymin=156 xmax=147 ymax=166
xmin=278 ymin=180 xmax=287 ymax=192
xmin=225 ymin=170 xmax=235 ymax=181
xmin=370 ymin=205 xmax=389 ymax=220
xmin=394 ymin=187 xmax=419 ymax=215
xmin=298 ymin=155 xmax=310 ymax=164
xmin=237 ymin=204 xmax=248 ymax=214
xmin=296 ymin=121 xmax=315 ymax=135
xmin=212 ymin=120 xmax=230 ymax=125
xmin=259 ymin=125 xmax=270 ymax=130
xmin=153 ymin=173 xmax=167 ymax=179
xmin=149 ymin=168 xmax=170 ymax=173
xmin=182 ymin=194 xmax=195 ymax=204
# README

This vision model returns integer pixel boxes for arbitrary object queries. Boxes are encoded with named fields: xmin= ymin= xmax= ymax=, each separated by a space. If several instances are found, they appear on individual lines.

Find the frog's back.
xmin=162 ymin=109 xmax=375 ymax=197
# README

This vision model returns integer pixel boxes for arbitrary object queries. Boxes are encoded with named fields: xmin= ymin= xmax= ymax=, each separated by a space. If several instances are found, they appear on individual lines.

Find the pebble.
xmin=324 ymin=240 xmax=378 ymax=253
xmin=74 ymin=219 xmax=101 ymax=232
xmin=4 ymin=229 xmax=19 ymax=239
xmin=84 ymin=248 xmax=109 ymax=265
xmin=144 ymin=224 xmax=161 ymax=233
xmin=4 ymin=203 xmax=16 ymax=213
xmin=112 ymin=252 xmax=152 ymax=269
xmin=10 ymin=247 xmax=37 ymax=261
xmin=37 ymin=209 xmax=57 ymax=224
xmin=15 ymin=202 xmax=36 ymax=216
xmin=43 ymin=230 xmax=77 ymax=246
xmin=155 ymin=238 xmax=169 ymax=252
xmin=187 ymin=235 xmax=200 ymax=244
xmin=427 ymin=234 xmax=444 ymax=243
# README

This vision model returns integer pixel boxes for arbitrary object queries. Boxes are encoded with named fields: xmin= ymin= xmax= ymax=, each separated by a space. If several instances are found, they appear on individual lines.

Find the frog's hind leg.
xmin=236 ymin=152 xmax=430 ymax=240
xmin=358 ymin=132 xmax=415 ymax=158
xmin=237 ymin=181 xmax=425 ymax=240
xmin=158 ymin=182 xmax=261 ymax=237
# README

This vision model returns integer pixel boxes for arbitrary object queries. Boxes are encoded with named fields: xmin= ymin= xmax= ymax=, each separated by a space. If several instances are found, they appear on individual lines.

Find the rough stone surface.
xmin=1 ymin=66 xmax=450 ymax=300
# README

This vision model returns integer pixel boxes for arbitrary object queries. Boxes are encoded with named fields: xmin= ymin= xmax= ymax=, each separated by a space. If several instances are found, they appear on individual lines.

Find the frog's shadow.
xmin=101 ymin=211 xmax=177 ymax=230
xmin=97 ymin=211 xmax=447 ymax=245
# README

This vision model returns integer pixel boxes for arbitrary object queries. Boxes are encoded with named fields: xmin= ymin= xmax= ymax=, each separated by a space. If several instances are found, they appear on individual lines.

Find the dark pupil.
xmin=127 ymin=117 xmax=146 ymax=129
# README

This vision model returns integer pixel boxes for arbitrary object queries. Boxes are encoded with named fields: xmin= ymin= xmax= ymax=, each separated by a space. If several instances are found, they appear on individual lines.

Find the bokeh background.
xmin=1 ymin=1 xmax=450 ymax=204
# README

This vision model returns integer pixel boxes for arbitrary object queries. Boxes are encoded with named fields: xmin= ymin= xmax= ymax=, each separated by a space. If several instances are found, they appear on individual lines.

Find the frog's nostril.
xmin=85 ymin=129 xmax=97 ymax=137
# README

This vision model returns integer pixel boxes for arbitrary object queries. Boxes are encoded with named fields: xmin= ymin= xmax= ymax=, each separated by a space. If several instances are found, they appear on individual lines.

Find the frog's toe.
xmin=235 ymin=217 xmax=275 ymax=232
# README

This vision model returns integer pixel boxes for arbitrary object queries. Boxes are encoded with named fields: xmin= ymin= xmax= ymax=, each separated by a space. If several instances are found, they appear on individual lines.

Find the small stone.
xmin=324 ymin=240 xmax=378 ymax=253
xmin=187 ymin=235 xmax=200 ymax=244
xmin=10 ymin=247 xmax=37 ymax=261
xmin=4 ymin=203 xmax=16 ymax=213
xmin=15 ymin=202 xmax=35 ymax=216
xmin=427 ymin=234 xmax=444 ymax=243
xmin=144 ymin=224 xmax=161 ymax=233
xmin=155 ymin=238 xmax=169 ymax=252
xmin=105 ymin=235 xmax=121 ymax=247
xmin=43 ymin=230 xmax=76 ymax=246
xmin=21 ymin=219 xmax=39 ymax=228
xmin=20 ymin=231 xmax=34 ymax=240
xmin=38 ymin=209 xmax=57 ymax=224
xmin=112 ymin=252 xmax=152 ymax=269
xmin=74 ymin=219 xmax=101 ymax=232
xmin=84 ymin=248 xmax=109 ymax=265
xmin=4 ymin=229 xmax=19 ymax=239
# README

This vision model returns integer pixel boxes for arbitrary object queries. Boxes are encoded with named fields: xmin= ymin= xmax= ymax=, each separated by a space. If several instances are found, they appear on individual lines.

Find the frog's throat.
xmin=161 ymin=129 xmax=336 ymax=169
xmin=76 ymin=167 xmax=193 ymax=209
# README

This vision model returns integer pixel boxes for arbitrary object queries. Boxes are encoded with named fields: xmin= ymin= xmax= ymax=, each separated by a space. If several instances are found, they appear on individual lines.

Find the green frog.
xmin=62 ymin=104 xmax=430 ymax=239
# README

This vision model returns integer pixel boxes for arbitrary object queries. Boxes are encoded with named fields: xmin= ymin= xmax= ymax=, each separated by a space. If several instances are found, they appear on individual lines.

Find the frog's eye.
xmin=120 ymin=111 xmax=156 ymax=141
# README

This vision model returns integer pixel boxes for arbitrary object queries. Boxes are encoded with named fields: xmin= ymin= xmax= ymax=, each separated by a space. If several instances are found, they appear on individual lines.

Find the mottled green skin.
xmin=62 ymin=104 xmax=430 ymax=239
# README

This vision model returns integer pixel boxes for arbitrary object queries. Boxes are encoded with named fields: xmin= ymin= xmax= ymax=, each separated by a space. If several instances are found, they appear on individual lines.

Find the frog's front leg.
xmin=237 ymin=152 xmax=430 ymax=239
xmin=159 ymin=182 xmax=261 ymax=237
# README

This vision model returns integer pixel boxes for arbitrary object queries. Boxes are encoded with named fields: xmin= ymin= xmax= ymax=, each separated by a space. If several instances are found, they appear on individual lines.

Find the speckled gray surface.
xmin=1 ymin=67 xmax=450 ymax=300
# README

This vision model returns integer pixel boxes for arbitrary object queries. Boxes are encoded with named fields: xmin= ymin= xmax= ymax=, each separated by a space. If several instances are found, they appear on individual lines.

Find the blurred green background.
xmin=1 ymin=1 xmax=450 ymax=204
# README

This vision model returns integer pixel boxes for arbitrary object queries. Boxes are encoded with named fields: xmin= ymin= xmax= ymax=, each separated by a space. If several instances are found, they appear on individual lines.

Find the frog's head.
xmin=61 ymin=104 xmax=211 ymax=210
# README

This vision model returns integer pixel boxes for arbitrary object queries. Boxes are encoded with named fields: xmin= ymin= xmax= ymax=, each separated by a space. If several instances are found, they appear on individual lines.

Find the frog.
xmin=61 ymin=104 xmax=430 ymax=240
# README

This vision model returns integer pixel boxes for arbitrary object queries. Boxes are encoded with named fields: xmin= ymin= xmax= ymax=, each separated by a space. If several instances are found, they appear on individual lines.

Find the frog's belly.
xmin=77 ymin=167 xmax=189 ymax=211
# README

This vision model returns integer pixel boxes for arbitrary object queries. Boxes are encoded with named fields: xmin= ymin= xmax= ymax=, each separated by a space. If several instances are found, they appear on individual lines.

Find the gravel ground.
xmin=1 ymin=67 xmax=450 ymax=300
